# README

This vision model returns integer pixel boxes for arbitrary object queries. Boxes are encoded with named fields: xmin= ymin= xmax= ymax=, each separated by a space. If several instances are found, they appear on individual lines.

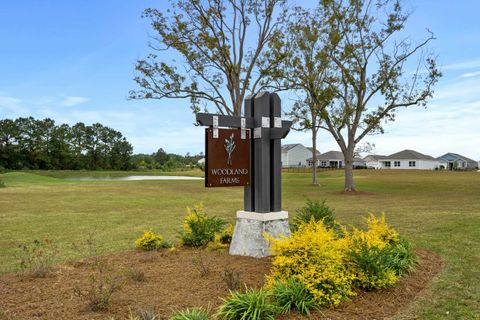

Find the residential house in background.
xmin=437 ymin=153 xmax=479 ymax=170
xmin=281 ymin=143 xmax=313 ymax=167
xmin=306 ymin=147 xmax=321 ymax=167
xmin=308 ymin=150 xmax=365 ymax=168
xmin=378 ymin=149 xmax=441 ymax=170
xmin=363 ymin=154 xmax=389 ymax=169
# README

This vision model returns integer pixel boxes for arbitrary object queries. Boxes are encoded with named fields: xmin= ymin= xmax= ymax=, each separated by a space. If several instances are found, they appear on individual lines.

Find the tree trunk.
xmin=344 ymin=146 xmax=356 ymax=192
xmin=311 ymin=128 xmax=319 ymax=185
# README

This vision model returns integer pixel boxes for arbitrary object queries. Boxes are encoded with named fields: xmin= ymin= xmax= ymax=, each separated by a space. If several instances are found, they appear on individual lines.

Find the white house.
xmin=437 ymin=153 xmax=479 ymax=170
xmin=363 ymin=155 xmax=389 ymax=169
xmin=378 ymin=149 xmax=441 ymax=170
xmin=281 ymin=144 xmax=313 ymax=167
xmin=308 ymin=150 xmax=365 ymax=168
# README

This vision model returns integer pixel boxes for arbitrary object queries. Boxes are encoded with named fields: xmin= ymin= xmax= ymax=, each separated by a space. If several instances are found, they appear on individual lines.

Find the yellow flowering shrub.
xmin=347 ymin=213 xmax=405 ymax=290
xmin=267 ymin=220 xmax=356 ymax=307
xmin=180 ymin=203 xmax=226 ymax=247
xmin=135 ymin=230 xmax=163 ymax=251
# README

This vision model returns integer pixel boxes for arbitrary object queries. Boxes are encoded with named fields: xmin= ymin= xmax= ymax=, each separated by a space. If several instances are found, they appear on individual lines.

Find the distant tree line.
xmin=0 ymin=117 xmax=134 ymax=170
xmin=131 ymin=148 xmax=204 ymax=171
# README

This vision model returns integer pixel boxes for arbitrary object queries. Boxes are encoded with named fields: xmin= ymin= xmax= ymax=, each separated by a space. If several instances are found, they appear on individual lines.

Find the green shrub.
xmin=169 ymin=307 xmax=211 ymax=320
xmin=347 ymin=214 xmax=417 ymax=290
xmin=271 ymin=279 xmax=317 ymax=315
xmin=291 ymin=199 xmax=337 ymax=232
xmin=135 ymin=230 xmax=164 ymax=251
xmin=267 ymin=220 xmax=356 ymax=307
xmin=180 ymin=203 xmax=226 ymax=247
xmin=16 ymin=238 xmax=59 ymax=277
xmin=0 ymin=180 xmax=5 ymax=188
xmin=217 ymin=288 xmax=279 ymax=320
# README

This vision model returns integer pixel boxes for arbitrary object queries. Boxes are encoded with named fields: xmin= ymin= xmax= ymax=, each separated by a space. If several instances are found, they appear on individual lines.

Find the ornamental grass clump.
xmin=271 ymin=278 xmax=317 ymax=315
xmin=180 ymin=203 xmax=226 ymax=247
xmin=267 ymin=220 xmax=356 ymax=307
xmin=169 ymin=307 xmax=211 ymax=320
xmin=217 ymin=288 xmax=279 ymax=320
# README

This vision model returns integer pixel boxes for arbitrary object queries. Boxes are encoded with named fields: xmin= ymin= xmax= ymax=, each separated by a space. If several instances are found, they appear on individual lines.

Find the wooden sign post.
xmin=196 ymin=92 xmax=292 ymax=257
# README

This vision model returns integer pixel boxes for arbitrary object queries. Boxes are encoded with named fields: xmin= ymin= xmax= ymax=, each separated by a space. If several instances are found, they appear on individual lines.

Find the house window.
xmin=394 ymin=161 xmax=400 ymax=167
xmin=409 ymin=161 xmax=416 ymax=167
xmin=384 ymin=161 xmax=391 ymax=168
xmin=321 ymin=161 xmax=327 ymax=167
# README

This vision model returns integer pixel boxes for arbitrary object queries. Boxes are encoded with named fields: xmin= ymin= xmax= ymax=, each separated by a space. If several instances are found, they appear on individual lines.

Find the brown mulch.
xmin=0 ymin=248 xmax=441 ymax=320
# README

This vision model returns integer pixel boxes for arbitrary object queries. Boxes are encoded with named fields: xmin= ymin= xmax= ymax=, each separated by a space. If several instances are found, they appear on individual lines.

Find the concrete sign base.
xmin=229 ymin=211 xmax=291 ymax=258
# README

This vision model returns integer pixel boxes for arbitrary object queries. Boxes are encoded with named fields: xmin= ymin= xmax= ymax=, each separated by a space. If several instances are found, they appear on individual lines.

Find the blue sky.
xmin=0 ymin=0 xmax=479 ymax=160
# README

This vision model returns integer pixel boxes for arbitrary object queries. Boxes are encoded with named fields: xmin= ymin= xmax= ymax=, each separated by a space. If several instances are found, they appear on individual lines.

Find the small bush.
xmin=180 ymin=203 xmax=226 ymax=247
xmin=0 ymin=180 xmax=6 ymax=188
xmin=218 ymin=224 xmax=234 ymax=244
xmin=72 ymin=229 xmax=100 ymax=264
xmin=221 ymin=267 xmax=242 ymax=291
xmin=348 ymin=214 xmax=417 ymax=290
xmin=73 ymin=264 xmax=123 ymax=311
xmin=217 ymin=288 xmax=278 ymax=320
xmin=192 ymin=251 xmax=210 ymax=277
xmin=169 ymin=307 xmax=211 ymax=320
xmin=267 ymin=220 xmax=356 ymax=307
xmin=129 ymin=306 xmax=160 ymax=320
xmin=125 ymin=266 xmax=146 ymax=282
xmin=271 ymin=279 xmax=317 ymax=315
xmin=135 ymin=230 xmax=164 ymax=251
xmin=291 ymin=199 xmax=337 ymax=232
xmin=16 ymin=238 xmax=59 ymax=277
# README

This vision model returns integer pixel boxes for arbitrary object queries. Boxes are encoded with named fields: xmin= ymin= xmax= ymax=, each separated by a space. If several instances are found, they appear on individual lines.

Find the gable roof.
xmin=281 ymin=143 xmax=301 ymax=152
xmin=317 ymin=151 xmax=344 ymax=160
xmin=307 ymin=147 xmax=321 ymax=156
xmin=363 ymin=154 xmax=388 ymax=161
xmin=438 ymin=152 xmax=477 ymax=164
xmin=386 ymin=149 xmax=436 ymax=160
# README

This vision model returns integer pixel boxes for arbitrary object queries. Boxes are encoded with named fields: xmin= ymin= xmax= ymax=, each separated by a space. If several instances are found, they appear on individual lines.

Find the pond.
xmin=67 ymin=175 xmax=204 ymax=181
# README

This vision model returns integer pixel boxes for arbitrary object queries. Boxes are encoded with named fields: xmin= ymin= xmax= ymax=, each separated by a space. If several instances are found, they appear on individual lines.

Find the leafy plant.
xmin=267 ymin=220 xmax=356 ymax=307
xmin=73 ymin=263 xmax=123 ymax=311
xmin=386 ymin=237 xmax=418 ymax=276
xmin=271 ymin=279 xmax=317 ymax=315
xmin=169 ymin=307 xmax=211 ymax=320
xmin=221 ymin=267 xmax=241 ymax=291
xmin=0 ymin=179 xmax=6 ymax=188
xmin=218 ymin=224 xmax=234 ymax=244
xmin=180 ymin=203 xmax=226 ymax=247
xmin=217 ymin=288 xmax=279 ymax=320
xmin=16 ymin=238 xmax=59 ymax=277
xmin=135 ymin=230 xmax=164 ymax=251
xmin=291 ymin=199 xmax=337 ymax=232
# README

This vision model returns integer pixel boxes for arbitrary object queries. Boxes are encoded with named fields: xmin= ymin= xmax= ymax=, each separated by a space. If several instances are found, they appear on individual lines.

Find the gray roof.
xmin=317 ymin=151 xmax=344 ymax=160
xmin=386 ymin=149 xmax=436 ymax=160
xmin=281 ymin=143 xmax=301 ymax=152
xmin=438 ymin=153 xmax=477 ymax=164
xmin=363 ymin=154 xmax=388 ymax=161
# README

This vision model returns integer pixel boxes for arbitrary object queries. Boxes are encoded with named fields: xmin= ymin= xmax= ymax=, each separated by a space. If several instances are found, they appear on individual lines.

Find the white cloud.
xmin=0 ymin=96 xmax=29 ymax=116
xmin=443 ymin=59 xmax=480 ymax=71
xmin=60 ymin=96 xmax=89 ymax=107
xmin=460 ymin=71 xmax=480 ymax=78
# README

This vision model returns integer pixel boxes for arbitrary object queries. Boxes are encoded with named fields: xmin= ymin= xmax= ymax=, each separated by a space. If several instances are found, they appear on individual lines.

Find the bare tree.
xmin=130 ymin=0 xmax=286 ymax=116
xmin=318 ymin=0 xmax=441 ymax=191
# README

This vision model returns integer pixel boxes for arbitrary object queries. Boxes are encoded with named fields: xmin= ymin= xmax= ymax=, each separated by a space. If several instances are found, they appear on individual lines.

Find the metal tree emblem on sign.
xmin=224 ymin=133 xmax=236 ymax=166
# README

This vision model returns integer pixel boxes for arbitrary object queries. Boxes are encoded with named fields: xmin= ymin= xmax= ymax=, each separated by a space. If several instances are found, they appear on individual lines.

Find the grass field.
xmin=0 ymin=169 xmax=479 ymax=319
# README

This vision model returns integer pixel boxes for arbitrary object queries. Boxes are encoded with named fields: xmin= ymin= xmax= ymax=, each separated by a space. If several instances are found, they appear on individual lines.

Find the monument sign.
xmin=197 ymin=92 xmax=292 ymax=257
xmin=205 ymin=128 xmax=250 ymax=187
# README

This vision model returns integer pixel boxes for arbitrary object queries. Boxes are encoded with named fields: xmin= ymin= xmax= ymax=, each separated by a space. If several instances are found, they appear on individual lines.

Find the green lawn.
xmin=0 ymin=169 xmax=479 ymax=319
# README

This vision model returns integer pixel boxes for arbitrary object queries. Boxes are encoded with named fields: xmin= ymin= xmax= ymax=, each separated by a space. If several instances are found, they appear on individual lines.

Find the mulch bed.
xmin=0 ymin=248 xmax=441 ymax=320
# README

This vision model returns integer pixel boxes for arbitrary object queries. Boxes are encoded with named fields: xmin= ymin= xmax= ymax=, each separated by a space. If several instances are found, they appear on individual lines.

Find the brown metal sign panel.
xmin=205 ymin=128 xmax=250 ymax=187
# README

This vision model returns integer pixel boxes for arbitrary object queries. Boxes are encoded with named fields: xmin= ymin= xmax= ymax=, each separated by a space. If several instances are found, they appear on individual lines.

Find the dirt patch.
xmin=0 ymin=248 xmax=441 ymax=320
